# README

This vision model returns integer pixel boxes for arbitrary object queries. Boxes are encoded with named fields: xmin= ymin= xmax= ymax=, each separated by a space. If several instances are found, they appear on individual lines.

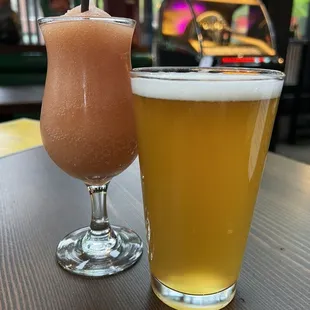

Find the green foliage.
xmin=293 ymin=0 xmax=310 ymax=18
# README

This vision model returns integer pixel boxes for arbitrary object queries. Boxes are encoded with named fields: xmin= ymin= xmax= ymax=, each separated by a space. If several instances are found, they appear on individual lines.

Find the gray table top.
xmin=0 ymin=147 xmax=309 ymax=310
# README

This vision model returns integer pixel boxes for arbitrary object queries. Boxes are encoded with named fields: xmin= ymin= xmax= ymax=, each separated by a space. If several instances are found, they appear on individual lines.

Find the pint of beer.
xmin=131 ymin=68 xmax=284 ymax=310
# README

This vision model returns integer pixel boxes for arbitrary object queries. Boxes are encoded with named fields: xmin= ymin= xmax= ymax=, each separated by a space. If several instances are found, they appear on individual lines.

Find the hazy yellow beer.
xmin=131 ymin=68 xmax=284 ymax=310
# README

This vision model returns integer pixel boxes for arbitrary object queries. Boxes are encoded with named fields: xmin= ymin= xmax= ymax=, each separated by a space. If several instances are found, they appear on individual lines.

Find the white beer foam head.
xmin=131 ymin=71 xmax=284 ymax=101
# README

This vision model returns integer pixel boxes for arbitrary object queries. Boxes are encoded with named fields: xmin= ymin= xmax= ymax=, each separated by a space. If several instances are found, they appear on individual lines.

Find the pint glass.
xmin=131 ymin=67 xmax=284 ymax=309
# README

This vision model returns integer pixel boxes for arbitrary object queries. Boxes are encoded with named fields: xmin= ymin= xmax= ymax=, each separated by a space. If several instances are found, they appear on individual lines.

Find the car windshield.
xmin=160 ymin=0 xmax=276 ymax=56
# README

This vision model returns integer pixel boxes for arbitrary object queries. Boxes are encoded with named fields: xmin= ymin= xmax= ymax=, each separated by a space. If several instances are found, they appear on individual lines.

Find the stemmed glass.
xmin=38 ymin=16 xmax=142 ymax=276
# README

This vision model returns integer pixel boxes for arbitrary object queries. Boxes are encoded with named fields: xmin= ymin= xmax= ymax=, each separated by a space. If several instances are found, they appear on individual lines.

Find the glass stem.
xmin=88 ymin=183 xmax=111 ymax=234
xmin=82 ymin=182 xmax=117 ymax=255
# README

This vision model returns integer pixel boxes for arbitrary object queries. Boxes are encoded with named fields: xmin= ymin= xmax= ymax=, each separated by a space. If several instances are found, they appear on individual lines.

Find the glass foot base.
xmin=56 ymin=225 xmax=143 ymax=277
xmin=152 ymin=276 xmax=236 ymax=310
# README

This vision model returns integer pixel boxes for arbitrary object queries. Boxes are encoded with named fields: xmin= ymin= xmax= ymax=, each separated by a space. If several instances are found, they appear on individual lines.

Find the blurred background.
xmin=0 ymin=0 xmax=310 ymax=162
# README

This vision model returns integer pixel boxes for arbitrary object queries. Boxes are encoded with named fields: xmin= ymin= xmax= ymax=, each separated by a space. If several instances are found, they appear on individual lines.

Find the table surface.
xmin=0 ymin=148 xmax=309 ymax=310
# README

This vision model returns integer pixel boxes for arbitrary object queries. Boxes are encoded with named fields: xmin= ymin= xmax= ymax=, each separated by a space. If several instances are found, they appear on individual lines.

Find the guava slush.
xmin=40 ymin=5 xmax=136 ymax=185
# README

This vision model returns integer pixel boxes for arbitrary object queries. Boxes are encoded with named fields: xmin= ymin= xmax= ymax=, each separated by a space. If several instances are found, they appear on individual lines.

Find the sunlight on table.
xmin=0 ymin=118 xmax=42 ymax=158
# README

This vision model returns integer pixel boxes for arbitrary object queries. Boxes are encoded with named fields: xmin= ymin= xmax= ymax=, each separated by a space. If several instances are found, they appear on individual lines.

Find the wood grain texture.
xmin=0 ymin=147 xmax=309 ymax=310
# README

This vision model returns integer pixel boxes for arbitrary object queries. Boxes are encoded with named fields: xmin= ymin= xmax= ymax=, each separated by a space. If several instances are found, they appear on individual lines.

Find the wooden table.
xmin=0 ymin=86 xmax=43 ymax=115
xmin=0 ymin=148 xmax=309 ymax=310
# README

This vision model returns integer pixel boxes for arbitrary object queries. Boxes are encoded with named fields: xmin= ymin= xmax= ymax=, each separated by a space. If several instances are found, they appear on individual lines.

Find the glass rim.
xmin=131 ymin=67 xmax=285 ymax=82
xmin=38 ymin=16 xmax=136 ymax=27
